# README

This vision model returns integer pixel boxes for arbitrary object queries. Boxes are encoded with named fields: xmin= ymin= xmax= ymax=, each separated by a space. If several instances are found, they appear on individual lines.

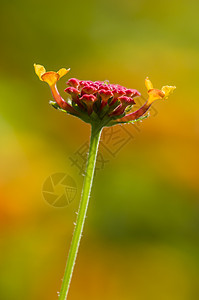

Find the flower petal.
xmin=34 ymin=64 xmax=46 ymax=80
xmin=57 ymin=68 xmax=70 ymax=78
xmin=161 ymin=85 xmax=176 ymax=99
xmin=34 ymin=64 xmax=70 ymax=86
xmin=41 ymin=71 xmax=59 ymax=86
xmin=148 ymin=88 xmax=165 ymax=103
xmin=145 ymin=77 xmax=153 ymax=91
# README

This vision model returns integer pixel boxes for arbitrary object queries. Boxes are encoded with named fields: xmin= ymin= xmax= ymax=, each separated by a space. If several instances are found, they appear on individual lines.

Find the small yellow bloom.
xmin=34 ymin=64 xmax=70 ymax=86
xmin=116 ymin=78 xmax=176 ymax=123
xmin=145 ymin=77 xmax=176 ymax=103
xmin=34 ymin=64 xmax=78 ymax=115
xmin=145 ymin=77 xmax=153 ymax=90
xmin=161 ymin=85 xmax=176 ymax=99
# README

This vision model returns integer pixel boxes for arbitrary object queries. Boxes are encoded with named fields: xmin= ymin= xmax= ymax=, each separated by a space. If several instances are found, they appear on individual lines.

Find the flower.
xmin=145 ymin=77 xmax=176 ymax=102
xmin=34 ymin=64 xmax=175 ymax=127
xmin=34 ymin=64 xmax=78 ymax=115
xmin=116 ymin=78 xmax=176 ymax=123
xmin=80 ymin=94 xmax=97 ymax=115
xmin=34 ymin=64 xmax=69 ymax=85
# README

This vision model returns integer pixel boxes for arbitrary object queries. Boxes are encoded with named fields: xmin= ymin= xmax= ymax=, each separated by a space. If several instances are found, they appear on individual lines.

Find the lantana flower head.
xmin=34 ymin=64 xmax=175 ymax=127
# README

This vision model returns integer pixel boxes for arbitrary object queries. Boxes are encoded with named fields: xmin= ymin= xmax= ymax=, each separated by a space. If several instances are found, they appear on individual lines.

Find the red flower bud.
xmin=98 ymin=89 xmax=113 ymax=110
xmin=80 ymin=94 xmax=97 ymax=115
xmin=98 ymin=85 xmax=110 ymax=91
xmin=119 ymin=96 xmax=136 ymax=106
xmin=109 ymin=88 xmax=126 ymax=106
xmin=65 ymin=87 xmax=84 ymax=109
xmin=65 ymin=87 xmax=80 ymax=96
xmin=67 ymin=78 xmax=79 ymax=88
xmin=113 ymin=88 xmax=126 ymax=98
xmin=81 ymin=86 xmax=97 ymax=95
xmin=125 ymin=89 xmax=141 ymax=98
xmin=109 ymin=96 xmax=136 ymax=116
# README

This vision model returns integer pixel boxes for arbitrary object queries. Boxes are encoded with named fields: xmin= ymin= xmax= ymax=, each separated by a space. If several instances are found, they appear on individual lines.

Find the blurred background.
xmin=0 ymin=0 xmax=199 ymax=299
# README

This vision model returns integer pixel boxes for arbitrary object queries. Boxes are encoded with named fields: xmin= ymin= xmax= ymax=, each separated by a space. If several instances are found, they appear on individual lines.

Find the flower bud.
xmin=81 ymin=86 xmax=97 ymax=95
xmin=98 ymin=89 xmax=113 ymax=109
xmin=110 ymin=96 xmax=135 ymax=116
xmin=80 ymin=94 xmax=97 ymax=115
xmin=125 ymin=89 xmax=141 ymax=98
xmin=65 ymin=87 xmax=80 ymax=97
xmin=67 ymin=78 xmax=79 ymax=88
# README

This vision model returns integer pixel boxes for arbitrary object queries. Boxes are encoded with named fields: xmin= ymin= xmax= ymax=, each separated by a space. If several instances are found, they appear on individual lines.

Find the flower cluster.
xmin=65 ymin=78 xmax=141 ymax=117
xmin=34 ymin=64 xmax=175 ymax=127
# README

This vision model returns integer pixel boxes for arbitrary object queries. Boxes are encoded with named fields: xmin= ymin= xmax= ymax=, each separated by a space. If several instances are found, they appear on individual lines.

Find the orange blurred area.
xmin=0 ymin=0 xmax=199 ymax=299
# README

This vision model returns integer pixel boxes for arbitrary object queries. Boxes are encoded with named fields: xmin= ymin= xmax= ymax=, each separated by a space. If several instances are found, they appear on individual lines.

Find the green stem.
xmin=59 ymin=124 xmax=102 ymax=300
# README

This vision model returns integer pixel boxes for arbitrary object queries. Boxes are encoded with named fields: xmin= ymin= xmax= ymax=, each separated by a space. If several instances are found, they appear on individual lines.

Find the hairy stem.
xmin=59 ymin=124 xmax=102 ymax=300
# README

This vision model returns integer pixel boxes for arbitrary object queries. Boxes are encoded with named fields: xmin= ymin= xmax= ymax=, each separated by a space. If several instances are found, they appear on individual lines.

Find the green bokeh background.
xmin=0 ymin=0 xmax=199 ymax=299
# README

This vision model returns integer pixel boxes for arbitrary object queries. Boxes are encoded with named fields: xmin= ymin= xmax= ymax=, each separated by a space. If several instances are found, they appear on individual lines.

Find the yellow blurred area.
xmin=0 ymin=0 xmax=199 ymax=299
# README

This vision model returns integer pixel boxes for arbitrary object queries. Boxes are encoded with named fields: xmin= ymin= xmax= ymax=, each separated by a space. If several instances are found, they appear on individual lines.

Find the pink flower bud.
xmin=64 ymin=87 xmax=84 ymax=109
xmin=81 ymin=86 xmax=97 ymax=95
xmin=67 ymin=78 xmax=79 ymax=88
xmin=98 ymin=85 xmax=110 ymax=91
xmin=125 ymin=89 xmax=141 ymax=97
xmin=80 ymin=94 xmax=97 ymax=115
xmin=80 ymin=94 xmax=96 ymax=103
xmin=112 ymin=88 xmax=126 ymax=98
xmin=98 ymin=89 xmax=113 ymax=110
xmin=109 ymin=88 xmax=126 ymax=106
xmin=65 ymin=87 xmax=80 ymax=96
xmin=79 ymin=81 xmax=86 ymax=89
xmin=98 ymin=89 xmax=113 ymax=101
xmin=109 ymin=96 xmax=136 ymax=117
xmin=119 ymin=96 xmax=136 ymax=106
